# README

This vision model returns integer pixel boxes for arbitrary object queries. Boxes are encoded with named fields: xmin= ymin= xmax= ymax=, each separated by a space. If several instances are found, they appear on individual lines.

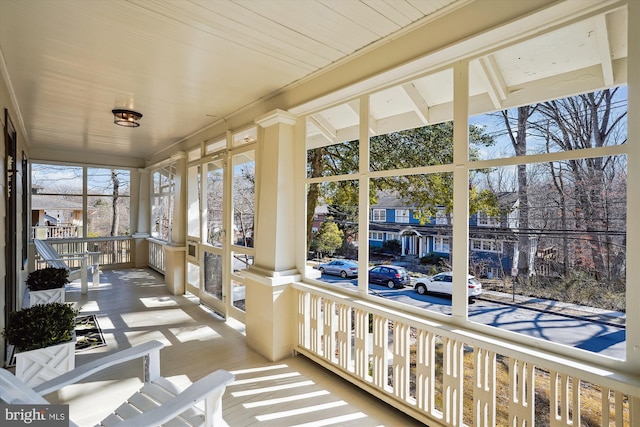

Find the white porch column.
xmin=244 ymin=109 xmax=300 ymax=361
xmin=132 ymin=168 xmax=150 ymax=268
xmin=627 ymin=0 xmax=640 ymax=378
xmin=164 ymin=153 xmax=187 ymax=295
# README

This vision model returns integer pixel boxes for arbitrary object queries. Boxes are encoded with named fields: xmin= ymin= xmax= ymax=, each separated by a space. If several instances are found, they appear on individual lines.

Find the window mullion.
xmin=451 ymin=60 xmax=470 ymax=321
xmin=358 ymin=94 xmax=370 ymax=296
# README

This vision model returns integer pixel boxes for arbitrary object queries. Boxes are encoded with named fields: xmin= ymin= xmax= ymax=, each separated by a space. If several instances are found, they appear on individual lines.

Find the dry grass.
xmin=484 ymin=273 xmax=626 ymax=313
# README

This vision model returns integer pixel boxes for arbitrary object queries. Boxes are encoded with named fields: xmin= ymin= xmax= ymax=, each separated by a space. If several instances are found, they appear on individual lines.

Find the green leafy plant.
xmin=26 ymin=267 xmax=70 ymax=291
xmin=2 ymin=303 xmax=78 ymax=352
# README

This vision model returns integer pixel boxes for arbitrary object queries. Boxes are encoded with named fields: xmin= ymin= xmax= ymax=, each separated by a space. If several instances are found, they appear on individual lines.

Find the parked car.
xmin=368 ymin=265 xmax=411 ymax=288
xmin=413 ymin=271 xmax=482 ymax=299
xmin=317 ymin=260 xmax=358 ymax=278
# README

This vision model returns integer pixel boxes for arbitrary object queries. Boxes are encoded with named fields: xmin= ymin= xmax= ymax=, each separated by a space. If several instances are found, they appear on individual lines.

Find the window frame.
xmin=31 ymin=163 xmax=132 ymax=239
xmin=372 ymin=209 xmax=386 ymax=222
xmin=396 ymin=209 xmax=410 ymax=223
xmin=433 ymin=236 xmax=450 ymax=253
xmin=151 ymin=162 xmax=176 ymax=242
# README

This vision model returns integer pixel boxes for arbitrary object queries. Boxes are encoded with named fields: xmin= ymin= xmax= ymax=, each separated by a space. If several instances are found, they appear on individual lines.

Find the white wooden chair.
xmin=34 ymin=239 xmax=100 ymax=294
xmin=0 ymin=340 xmax=234 ymax=427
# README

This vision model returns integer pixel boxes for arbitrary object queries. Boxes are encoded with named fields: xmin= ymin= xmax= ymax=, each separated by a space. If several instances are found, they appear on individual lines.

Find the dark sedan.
xmin=368 ymin=265 xmax=411 ymax=288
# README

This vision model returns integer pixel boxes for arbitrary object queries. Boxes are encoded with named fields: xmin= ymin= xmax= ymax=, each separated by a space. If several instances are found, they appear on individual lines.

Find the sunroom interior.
xmin=1 ymin=0 xmax=639 ymax=425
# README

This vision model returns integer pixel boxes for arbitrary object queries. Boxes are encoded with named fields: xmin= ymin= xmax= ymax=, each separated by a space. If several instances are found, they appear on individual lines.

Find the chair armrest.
xmin=46 ymin=256 xmax=85 ymax=262
xmin=85 ymin=251 xmax=101 ymax=266
xmin=52 ymin=252 xmax=91 ymax=258
xmin=109 ymin=370 xmax=234 ymax=427
xmin=33 ymin=340 xmax=165 ymax=396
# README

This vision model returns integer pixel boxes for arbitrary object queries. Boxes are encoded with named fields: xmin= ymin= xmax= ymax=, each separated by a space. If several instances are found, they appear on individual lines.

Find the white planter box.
xmin=15 ymin=337 xmax=76 ymax=387
xmin=29 ymin=287 xmax=66 ymax=307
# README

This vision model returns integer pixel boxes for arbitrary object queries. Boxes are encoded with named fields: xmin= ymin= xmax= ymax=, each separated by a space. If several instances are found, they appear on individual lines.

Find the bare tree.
xmin=110 ymin=170 xmax=120 ymax=237
xmin=535 ymin=89 xmax=627 ymax=281
xmin=501 ymin=106 xmax=537 ymax=278
xmin=233 ymin=164 xmax=255 ymax=247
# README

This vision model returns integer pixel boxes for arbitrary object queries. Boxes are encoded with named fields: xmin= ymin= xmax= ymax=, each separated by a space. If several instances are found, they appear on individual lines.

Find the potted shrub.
xmin=2 ymin=302 xmax=78 ymax=386
xmin=26 ymin=267 xmax=70 ymax=306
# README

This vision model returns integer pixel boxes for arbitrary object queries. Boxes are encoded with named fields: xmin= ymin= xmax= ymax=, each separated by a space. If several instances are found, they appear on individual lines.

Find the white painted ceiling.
xmin=0 ymin=0 xmax=459 ymax=164
xmin=0 ymin=1 xmax=628 ymax=164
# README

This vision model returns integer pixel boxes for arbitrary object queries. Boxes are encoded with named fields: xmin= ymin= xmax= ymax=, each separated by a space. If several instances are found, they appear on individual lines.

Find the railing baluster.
xmin=415 ymin=329 xmax=436 ymax=415
xmin=613 ymin=391 xmax=624 ymax=427
xmin=443 ymin=337 xmax=463 ymax=426
xmin=509 ymin=359 xmax=534 ymax=426
xmin=393 ymin=321 xmax=410 ymax=401
xmin=322 ymin=299 xmax=335 ymax=362
xmin=474 ymin=348 xmax=496 ymax=427
xmin=296 ymin=290 xmax=309 ymax=350
xmin=371 ymin=314 xmax=389 ymax=390
xmin=337 ymin=303 xmax=351 ymax=370
xmin=310 ymin=295 xmax=321 ymax=355
xmin=353 ymin=308 xmax=368 ymax=380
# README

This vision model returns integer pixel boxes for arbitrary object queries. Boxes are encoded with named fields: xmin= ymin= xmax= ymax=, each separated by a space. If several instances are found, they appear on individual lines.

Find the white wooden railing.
xmin=292 ymin=282 xmax=639 ymax=426
xmin=34 ymin=237 xmax=133 ymax=270
xmin=148 ymin=239 xmax=165 ymax=274
xmin=31 ymin=225 xmax=79 ymax=239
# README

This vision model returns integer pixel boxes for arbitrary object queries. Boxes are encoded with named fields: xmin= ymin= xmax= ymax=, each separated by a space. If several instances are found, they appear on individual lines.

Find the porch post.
xmin=164 ymin=153 xmax=187 ymax=295
xmin=132 ymin=168 xmax=150 ymax=268
xmin=243 ymin=109 xmax=299 ymax=361
xmin=627 ymin=0 xmax=640 ymax=376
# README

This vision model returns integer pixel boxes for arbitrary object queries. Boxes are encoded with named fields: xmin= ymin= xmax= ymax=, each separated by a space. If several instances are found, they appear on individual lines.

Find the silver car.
xmin=317 ymin=260 xmax=358 ymax=278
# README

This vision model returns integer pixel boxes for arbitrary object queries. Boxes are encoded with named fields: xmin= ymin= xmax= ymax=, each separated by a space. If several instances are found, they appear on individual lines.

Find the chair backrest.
xmin=34 ymin=239 xmax=69 ymax=270
xmin=0 ymin=369 xmax=79 ymax=427
xmin=0 ymin=367 xmax=50 ymax=404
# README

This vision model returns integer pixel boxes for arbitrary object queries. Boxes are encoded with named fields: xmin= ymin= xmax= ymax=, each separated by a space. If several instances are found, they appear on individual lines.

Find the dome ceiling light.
xmin=112 ymin=109 xmax=143 ymax=127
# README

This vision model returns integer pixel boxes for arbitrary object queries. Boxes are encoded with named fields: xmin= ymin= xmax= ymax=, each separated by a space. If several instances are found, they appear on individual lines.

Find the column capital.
xmin=255 ymin=109 xmax=297 ymax=128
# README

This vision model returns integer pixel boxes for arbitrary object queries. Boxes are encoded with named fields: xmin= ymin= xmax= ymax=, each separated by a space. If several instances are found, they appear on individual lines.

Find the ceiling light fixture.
xmin=112 ymin=109 xmax=143 ymax=127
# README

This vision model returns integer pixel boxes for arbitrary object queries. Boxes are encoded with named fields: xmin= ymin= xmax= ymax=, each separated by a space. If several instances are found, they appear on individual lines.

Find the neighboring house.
xmin=369 ymin=191 xmax=522 ymax=278
xmin=31 ymin=187 xmax=84 ymax=239
xmin=311 ymin=204 xmax=329 ymax=234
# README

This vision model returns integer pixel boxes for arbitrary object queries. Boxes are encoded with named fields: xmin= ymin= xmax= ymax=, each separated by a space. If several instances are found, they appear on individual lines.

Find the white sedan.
xmin=413 ymin=271 xmax=482 ymax=299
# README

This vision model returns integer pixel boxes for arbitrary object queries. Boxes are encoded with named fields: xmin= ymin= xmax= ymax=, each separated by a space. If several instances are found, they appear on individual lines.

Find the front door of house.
xmin=4 ymin=109 xmax=18 ymax=363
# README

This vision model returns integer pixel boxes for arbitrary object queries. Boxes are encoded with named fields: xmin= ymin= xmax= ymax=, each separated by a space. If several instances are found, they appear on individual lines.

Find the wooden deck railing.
xmin=31 ymin=225 xmax=79 ymax=239
xmin=34 ymin=237 xmax=133 ymax=270
xmin=292 ymin=282 xmax=639 ymax=426
xmin=148 ymin=239 xmax=165 ymax=274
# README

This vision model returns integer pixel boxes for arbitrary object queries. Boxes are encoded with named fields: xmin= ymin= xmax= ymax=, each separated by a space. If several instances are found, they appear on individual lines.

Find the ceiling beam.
xmin=594 ymin=14 xmax=614 ymax=87
xmin=476 ymin=55 xmax=507 ymax=109
xmin=401 ymin=82 xmax=430 ymax=125
xmin=308 ymin=115 xmax=337 ymax=144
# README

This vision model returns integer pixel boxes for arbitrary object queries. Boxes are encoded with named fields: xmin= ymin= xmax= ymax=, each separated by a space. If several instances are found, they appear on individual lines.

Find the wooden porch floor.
xmin=52 ymin=268 xmax=424 ymax=427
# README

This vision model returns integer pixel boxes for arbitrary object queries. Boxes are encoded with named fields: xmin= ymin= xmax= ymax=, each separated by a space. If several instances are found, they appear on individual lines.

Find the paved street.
xmin=319 ymin=274 xmax=626 ymax=359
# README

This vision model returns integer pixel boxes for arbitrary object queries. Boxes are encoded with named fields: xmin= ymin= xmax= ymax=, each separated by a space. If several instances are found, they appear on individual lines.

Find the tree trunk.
xmin=111 ymin=170 xmax=120 ymax=263
xmin=502 ymin=106 xmax=536 ymax=279
xmin=306 ymin=149 xmax=324 ymax=253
